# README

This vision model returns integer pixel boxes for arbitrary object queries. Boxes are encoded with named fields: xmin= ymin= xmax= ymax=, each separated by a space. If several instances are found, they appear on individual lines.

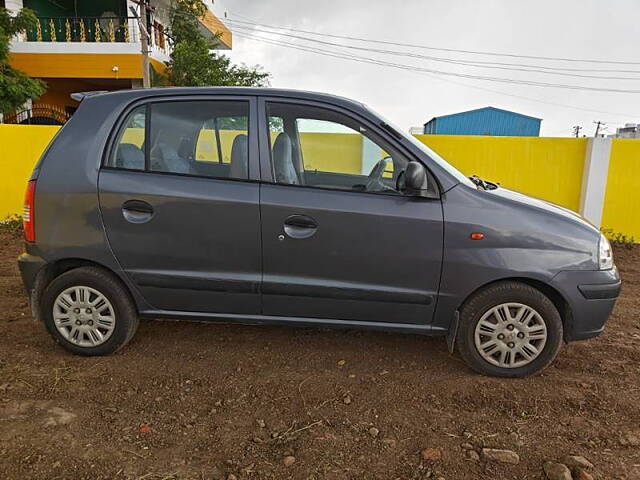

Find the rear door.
xmin=258 ymin=98 xmax=444 ymax=324
xmin=98 ymin=96 xmax=262 ymax=314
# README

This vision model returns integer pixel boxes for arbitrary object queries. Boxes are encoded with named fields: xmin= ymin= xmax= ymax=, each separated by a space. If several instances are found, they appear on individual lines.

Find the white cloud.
xmin=225 ymin=0 xmax=640 ymax=136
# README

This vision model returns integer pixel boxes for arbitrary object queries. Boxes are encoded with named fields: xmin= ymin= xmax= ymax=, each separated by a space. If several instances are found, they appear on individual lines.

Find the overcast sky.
xmin=222 ymin=0 xmax=640 ymax=136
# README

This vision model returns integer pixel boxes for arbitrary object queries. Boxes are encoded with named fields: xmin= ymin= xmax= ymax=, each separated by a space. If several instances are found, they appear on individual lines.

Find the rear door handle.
xmin=283 ymin=214 xmax=318 ymax=239
xmin=122 ymin=199 xmax=153 ymax=224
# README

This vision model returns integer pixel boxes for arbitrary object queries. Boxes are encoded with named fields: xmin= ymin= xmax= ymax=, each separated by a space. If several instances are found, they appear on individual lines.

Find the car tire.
xmin=41 ymin=266 xmax=139 ymax=356
xmin=456 ymin=281 xmax=563 ymax=378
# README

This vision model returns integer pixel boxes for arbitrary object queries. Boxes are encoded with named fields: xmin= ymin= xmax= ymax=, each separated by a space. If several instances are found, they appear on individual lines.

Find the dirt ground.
xmin=1 ymin=227 xmax=639 ymax=480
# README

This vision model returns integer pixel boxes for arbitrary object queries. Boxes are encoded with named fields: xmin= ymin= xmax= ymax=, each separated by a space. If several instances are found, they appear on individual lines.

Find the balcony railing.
xmin=25 ymin=16 xmax=136 ymax=43
xmin=22 ymin=16 xmax=170 ymax=53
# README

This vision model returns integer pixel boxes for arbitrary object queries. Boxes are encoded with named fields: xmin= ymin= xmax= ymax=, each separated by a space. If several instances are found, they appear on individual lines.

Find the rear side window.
xmin=107 ymin=100 xmax=250 ymax=180
xmin=109 ymin=106 xmax=146 ymax=170
xmin=195 ymin=116 xmax=248 ymax=164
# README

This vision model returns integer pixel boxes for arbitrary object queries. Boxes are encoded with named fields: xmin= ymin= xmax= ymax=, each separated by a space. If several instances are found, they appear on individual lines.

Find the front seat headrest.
xmin=229 ymin=134 xmax=248 ymax=179
xmin=273 ymin=132 xmax=299 ymax=185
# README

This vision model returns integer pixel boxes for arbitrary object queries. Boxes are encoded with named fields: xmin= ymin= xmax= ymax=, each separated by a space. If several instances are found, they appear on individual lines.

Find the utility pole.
xmin=593 ymin=121 xmax=605 ymax=137
xmin=129 ymin=0 xmax=153 ymax=88
xmin=572 ymin=125 xmax=582 ymax=138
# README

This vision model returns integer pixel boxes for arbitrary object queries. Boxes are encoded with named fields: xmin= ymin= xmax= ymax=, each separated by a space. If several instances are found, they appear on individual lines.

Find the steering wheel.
xmin=365 ymin=156 xmax=392 ymax=191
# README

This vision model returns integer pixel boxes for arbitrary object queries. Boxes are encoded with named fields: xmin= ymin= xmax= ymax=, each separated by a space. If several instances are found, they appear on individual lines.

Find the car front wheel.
xmin=456 ymin=281 xmax=563 ymax=377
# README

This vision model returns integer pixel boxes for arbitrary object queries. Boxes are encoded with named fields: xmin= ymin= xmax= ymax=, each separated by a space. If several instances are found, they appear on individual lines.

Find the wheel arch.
xmin=456 ymin=276 xmax=573 ymax=343
xmin=32 ymin=258 xmax=141 ymax=322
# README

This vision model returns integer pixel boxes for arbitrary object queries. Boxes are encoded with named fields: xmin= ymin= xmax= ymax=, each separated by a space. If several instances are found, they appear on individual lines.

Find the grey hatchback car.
xmin=18 ymin=87 xmax=620 ymax=377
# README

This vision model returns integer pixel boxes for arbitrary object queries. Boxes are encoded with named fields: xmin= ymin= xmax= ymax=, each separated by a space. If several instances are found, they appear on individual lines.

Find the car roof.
xmin=82 ymin=87 xmax=366 ymax=110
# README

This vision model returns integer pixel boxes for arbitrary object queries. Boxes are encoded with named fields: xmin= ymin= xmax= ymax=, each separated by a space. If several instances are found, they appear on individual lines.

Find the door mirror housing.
xmin=403 ymin=161 xmax=429 ymax=197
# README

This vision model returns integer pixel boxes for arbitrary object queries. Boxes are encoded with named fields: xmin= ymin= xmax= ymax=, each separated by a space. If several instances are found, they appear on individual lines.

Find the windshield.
xmin=365 ymin=106 xmax=476 ymax=188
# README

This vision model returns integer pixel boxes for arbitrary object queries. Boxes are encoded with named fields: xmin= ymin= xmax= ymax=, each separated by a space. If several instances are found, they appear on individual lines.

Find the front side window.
xmin=108 ymin=100 xmax=250 ymax=180
xmin=266 ymin=103 xmax=410 ymax=194
xmin=366 ymin=104 xmax=475 ymax=189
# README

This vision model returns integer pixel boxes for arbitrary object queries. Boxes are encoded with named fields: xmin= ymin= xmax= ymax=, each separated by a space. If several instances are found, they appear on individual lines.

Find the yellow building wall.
xmin=601 ymin=139 xmax=640 ymax=241
xmin=195 ymin=130 xmax=246 ymax=163
xmin=415 ymin=135 xmax=587 ymax=211
xmin=194 ymin=130 xmax=365 ymax=173
xmin=298 ymin=132 xmax=363 ymax=173
xmin=37 ymin=78 xmax=132 ymax=111
xmin=2 ymin=125 xmax=640 ymax=242
xmin=0 ymin=125 xmax=61 ymax=219
xmin=9 ymin=52 xmax=147 ymax=79
xmin=121 ymin=128 xmax=145 ymax=148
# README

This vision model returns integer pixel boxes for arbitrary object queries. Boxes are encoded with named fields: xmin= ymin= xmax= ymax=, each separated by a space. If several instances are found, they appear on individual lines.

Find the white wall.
xmin=579 ymin=138 xmax=612 ymax=228
xmin=5 ymin=0 xmax=24 ymax=14
xmin=361 ymin=136 xmax=383 ymax=175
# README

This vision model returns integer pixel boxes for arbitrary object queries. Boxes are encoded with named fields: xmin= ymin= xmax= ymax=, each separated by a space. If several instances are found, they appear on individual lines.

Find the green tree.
xmin=0 ymin=8 xmax=46 ymax=115
xmin=165 ymin=0 xmax=269 ymax=87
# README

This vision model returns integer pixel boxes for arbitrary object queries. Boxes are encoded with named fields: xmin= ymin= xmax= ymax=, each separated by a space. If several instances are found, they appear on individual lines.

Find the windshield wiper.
xmin=469 ymin=175 xmax=499 ymax=190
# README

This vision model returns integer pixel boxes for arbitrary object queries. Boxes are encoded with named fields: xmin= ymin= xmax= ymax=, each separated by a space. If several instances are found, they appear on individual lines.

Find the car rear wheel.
xmin=456 ymin=281 xmax=563 ymax=377
xmin=41 ymin=267 xmax=139 ymax=356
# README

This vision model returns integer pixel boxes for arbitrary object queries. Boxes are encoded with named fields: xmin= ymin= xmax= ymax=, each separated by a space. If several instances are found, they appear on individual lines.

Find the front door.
xmin=98 ymin=96 xmax=262 ymax=314
xmin=258 ymin=100 xmax=443 ymax=324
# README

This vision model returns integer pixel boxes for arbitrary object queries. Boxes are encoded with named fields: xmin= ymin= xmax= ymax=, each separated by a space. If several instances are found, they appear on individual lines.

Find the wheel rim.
xmin=474 ymin=302 xmax=547 ymax=369
xmin=52 ymin=286 xmax=116 ymax=347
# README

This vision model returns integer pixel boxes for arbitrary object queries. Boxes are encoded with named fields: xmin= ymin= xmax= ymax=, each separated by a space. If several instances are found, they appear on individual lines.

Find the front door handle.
xmin=122 ymin=199 xmax=154 ymax=224
xmin=283 ymin=214 xmax=318 ymax=239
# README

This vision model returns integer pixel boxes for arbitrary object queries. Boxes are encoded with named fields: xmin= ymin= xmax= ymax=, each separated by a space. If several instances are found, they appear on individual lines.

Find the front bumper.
xmin=551 ymin=266 xmax=621 ymax=342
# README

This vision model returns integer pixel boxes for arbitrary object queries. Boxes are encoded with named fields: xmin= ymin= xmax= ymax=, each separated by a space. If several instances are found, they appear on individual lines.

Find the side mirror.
xmin=403 ymin=161 xmax=429 ymax=196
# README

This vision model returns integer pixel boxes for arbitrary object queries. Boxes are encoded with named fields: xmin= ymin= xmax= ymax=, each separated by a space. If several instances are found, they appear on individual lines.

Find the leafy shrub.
xmin=601 ymin=228 xmax=636 ymax=248
xmin=0 ymin=214 xmax=22 ymax=236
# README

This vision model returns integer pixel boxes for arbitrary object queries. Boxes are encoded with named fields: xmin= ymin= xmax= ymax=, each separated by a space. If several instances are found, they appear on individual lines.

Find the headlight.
xmin=598 ymin=233 xmax=613 ymax=270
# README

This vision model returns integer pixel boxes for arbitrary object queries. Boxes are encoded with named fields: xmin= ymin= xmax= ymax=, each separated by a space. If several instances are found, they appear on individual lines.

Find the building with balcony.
xmin=3 ymin=0 xmax=232 ymax=124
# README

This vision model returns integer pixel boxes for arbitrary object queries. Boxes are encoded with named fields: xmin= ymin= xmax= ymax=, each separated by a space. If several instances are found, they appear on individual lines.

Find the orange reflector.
xmin=470 ymin=232 xmax=484 ymax=240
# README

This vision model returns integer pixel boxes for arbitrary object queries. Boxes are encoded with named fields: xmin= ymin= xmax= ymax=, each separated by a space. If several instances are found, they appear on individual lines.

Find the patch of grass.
xmin=0 ymin=215 xmax=23 ymax=236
